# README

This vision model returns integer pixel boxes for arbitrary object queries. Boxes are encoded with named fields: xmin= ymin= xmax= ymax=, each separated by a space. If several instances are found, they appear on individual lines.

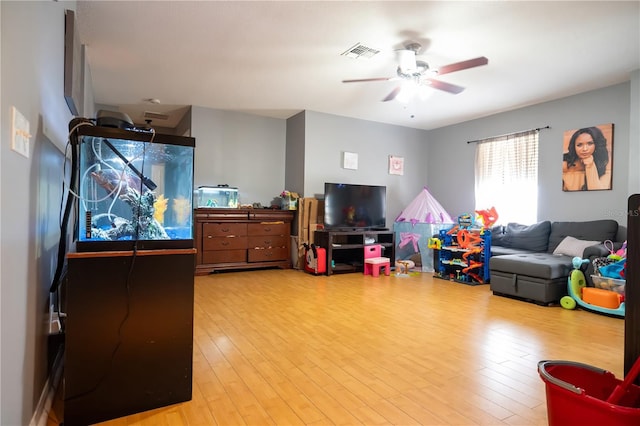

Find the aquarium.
xmin=75 ymin=125 xmax=195 ymax=251
xmin=195 ymin=185 xmax=239 ymax=208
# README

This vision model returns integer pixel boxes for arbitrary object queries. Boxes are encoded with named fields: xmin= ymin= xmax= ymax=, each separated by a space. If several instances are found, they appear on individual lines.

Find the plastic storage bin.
xmin=591 ymin=274 xmax=626 ymax=295
xmin=538 ymin=360 xmax=640 ymax=426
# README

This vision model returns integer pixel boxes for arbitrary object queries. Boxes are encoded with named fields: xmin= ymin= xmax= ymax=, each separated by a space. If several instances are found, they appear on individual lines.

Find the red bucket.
xmin=538 ymin=360 xmax=640 ymax=426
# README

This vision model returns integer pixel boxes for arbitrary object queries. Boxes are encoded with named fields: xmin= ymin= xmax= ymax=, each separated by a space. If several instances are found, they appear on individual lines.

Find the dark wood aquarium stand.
xmin=625 ymin=194 xmax=640 ymax=383
xmin=63 ymin=248 xmax=196 ymax=426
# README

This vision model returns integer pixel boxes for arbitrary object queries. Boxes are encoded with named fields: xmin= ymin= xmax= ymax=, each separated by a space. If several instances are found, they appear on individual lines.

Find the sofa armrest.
xmin=583 ymin=243 xmax=610 ymax=259
xmin=583 ymin=241 xmax=624 ymax=259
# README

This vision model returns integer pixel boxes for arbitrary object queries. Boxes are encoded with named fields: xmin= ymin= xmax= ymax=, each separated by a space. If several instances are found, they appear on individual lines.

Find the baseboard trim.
xmin=30 ymin=345 xmax=64 ymax=426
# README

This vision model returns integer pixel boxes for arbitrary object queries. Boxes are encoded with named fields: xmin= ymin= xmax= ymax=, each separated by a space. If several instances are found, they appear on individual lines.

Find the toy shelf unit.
xmin=434 ymin=228 xmax=491 ymax=285
xmin=314 ymin=229 xmax=394 ymax=275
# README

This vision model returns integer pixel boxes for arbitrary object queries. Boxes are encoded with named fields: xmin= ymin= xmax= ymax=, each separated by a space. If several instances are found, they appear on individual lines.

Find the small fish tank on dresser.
xmin=195 ymin=185 xmax=239 ymax=208
xmin=74 ymin=125 xmax=196 ymax=251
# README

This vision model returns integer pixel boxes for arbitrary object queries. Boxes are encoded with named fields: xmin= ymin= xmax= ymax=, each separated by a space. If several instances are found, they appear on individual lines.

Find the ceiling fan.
xmin=342 ymin=42 xmax=488 ymax=102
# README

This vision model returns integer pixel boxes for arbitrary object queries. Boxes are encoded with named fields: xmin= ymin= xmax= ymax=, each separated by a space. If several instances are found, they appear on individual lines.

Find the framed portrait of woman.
xmin=562 ymin=123 xmax=614 ymax=191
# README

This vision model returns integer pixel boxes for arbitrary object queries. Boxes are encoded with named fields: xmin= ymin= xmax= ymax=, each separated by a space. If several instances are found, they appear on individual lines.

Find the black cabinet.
xmin=63 ymin=249 xmax=196 ymax=426
xmin=314 ymin=230 xmax=394 ymax=275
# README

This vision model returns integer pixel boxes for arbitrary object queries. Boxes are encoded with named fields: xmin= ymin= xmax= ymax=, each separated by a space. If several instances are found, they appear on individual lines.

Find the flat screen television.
xmin=323 ymin=183 xmax=387 ymax=230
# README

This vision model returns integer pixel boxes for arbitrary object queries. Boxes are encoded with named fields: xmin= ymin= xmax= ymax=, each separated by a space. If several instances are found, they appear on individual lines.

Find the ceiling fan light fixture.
xmin=396 ymin=80 xmax=419 ymax=104
xmin=396 ymin=49 xmax=417 ymax=72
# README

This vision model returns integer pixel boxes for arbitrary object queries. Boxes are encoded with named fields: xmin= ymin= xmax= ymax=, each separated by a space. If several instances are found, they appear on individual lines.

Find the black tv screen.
xmin=324 ymin=183 xmax=387 ymax=230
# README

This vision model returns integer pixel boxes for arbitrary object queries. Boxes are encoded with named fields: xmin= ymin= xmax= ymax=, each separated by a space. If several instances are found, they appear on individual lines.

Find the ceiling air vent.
xmin=341 ymin=43 xmax=380 ymax=59
xmin=143 ymin=111 xmax=170 ymax=121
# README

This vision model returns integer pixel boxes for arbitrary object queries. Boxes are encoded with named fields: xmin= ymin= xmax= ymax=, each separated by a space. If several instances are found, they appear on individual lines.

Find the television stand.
xmin=314 ymin=229 xmax=395 ymax=275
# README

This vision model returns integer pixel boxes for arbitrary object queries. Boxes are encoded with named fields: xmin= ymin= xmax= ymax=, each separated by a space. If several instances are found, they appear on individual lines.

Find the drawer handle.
xmin=222 ymin=241 xmax=230 ymax=246
xmin=264 ymin=227 xmax=271 ymax=232
xmin=264 ymin=239 xmax=272 ymax=245
xmin=207 ymin=235 xmax=212 ymax=239
xmin=222 ymin=227 xmax=230 ymax=232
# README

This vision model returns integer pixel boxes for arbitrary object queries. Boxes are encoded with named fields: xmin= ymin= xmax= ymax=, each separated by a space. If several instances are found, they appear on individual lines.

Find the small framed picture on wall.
xmin=342 ymin=151 xmax=358 ymax=170
xmin=562 ymin=123 xmax=614 ymax=191
xmin=389 ymin=155 xmax=404 ymax=175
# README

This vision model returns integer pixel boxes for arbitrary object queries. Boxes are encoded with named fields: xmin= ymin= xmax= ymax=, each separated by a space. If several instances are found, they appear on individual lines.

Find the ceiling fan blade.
xmin=436 ymin=56 xmax=488 ymax=75
xmin=342 ymin=77 xmax=394 ymax=83
xmin=425 ymin=78 xmax=465 ymax=94
xmin=382 ymin=86 xmax=402 ymax=102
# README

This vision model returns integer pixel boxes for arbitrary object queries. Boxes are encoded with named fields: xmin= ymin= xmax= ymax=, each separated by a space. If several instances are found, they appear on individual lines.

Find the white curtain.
xmin=474 ymin=130 xmax=538 ymax=225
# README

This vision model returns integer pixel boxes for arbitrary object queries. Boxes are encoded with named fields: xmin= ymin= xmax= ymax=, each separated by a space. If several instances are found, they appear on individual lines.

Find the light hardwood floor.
xmin=49 ymin=269 xmax=625 ymax=425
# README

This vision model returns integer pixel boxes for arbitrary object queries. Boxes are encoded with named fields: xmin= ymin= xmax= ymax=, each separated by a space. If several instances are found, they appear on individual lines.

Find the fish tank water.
xmin=195 ymin=185 xmax=239 ymax=208
xmin=75 ymin=125 xmax=195 ymax=251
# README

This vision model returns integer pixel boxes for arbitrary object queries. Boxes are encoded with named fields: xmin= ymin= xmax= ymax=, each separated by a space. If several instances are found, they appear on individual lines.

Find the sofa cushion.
xmin=499 ymin=221 xmax=551 ymax=252
xmin=491 ymin=225 xmax=505 ymax=245
xmin=490 ymin=253 xmax=573 ymax=280
xmin=491 ymin=245 xmax=536 ymax=256
xmin=552 ymin=236 xmax=600 ymax=258
xmin=547 ymin=220 xmax=618 ymax=253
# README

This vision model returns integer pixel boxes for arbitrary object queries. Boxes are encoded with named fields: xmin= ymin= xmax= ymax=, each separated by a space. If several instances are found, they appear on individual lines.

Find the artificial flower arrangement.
xmin=279 ymin=190 xmax=299 ymax=210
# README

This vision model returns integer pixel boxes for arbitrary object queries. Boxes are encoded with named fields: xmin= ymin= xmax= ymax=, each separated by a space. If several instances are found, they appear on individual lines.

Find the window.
xmin=474 ymin=130 xmax=539 ymax=225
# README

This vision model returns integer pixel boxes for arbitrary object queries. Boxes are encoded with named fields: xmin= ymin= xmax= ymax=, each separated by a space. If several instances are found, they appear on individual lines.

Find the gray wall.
xmin=301 ymin=111 xmax=430 ymax=228
xmin=193 ymin=109 xmax=432 ymax=229
xmin=427 ymin=82 xmax=636 ymax=225
xmin=1 ymin=1 xmax=77 ymax=425
xmin=191 ymin=105 xmax=287 ymax=207
xmin=284 ymin=111 xmax=305 ymax=196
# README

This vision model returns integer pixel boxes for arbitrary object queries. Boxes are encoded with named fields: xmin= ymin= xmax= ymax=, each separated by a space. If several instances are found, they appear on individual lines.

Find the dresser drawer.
xmin=202 ymin=249 xmax=246 ymax=264
xmin=247 ymin=235 xmax=288 ymax=249
xmin=248 ymin=247 xmax=289 ymax=262
xmin=203 ymin=236 xmax=247 ymax=251
xmin=203 ymin=223 xmax=247 ymax=237
xmin=248 ymin=222 xmax=289 ymax=236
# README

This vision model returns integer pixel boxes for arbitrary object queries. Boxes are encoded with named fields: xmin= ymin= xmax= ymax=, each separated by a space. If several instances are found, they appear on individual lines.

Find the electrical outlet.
xmin=11 ymin=106 xmax=31 ymax=158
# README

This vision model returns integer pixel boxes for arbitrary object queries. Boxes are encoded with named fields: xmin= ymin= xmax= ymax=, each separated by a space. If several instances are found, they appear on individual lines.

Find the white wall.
xmin=427 ymin=83 xmax=634 ymax=226
xmin=191 ymin=106 xmax=287 ymax=207
xmin=1 ymin=1 xmax=76 ymax=425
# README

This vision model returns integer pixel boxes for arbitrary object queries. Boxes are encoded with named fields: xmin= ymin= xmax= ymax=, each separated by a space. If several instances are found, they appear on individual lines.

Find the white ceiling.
xmin=76 ymin=1 xmax=640 ymax=131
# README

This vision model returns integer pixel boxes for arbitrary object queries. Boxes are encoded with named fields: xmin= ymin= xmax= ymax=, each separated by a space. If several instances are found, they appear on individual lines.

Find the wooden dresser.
xmin=194 ymin=208 xmax=294 ymax=275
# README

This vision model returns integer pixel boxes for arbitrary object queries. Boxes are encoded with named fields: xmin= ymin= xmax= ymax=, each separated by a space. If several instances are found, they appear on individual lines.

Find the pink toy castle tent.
xmin=394 ymin=187 xmax=454 ymax=272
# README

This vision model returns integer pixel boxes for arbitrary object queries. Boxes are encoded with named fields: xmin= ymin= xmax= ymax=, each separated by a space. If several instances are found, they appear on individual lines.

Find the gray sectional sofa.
xmin=489 ymin=219 xmax=625 ymax=305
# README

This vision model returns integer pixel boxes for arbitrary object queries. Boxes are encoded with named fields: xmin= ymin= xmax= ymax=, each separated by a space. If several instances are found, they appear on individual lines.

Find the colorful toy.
xmin=475 ymin=206 xmax=499 ymax=229
xmin=616 ymin=240 xmax=627 ymax=258
xmin=457 ymin=213 xmax=475 ymax=229
xmin=427 ymin=237 xmax=441 ymax=250
xmin=395 ymin=260 xmax=413 ymax=275
xmin=456 ymin=229 xmax=482 ymax=249
xmin=603 ymin=239 xmax=627 ymax=262
xmin=560 ymin=257 xmax=625 ymax=318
